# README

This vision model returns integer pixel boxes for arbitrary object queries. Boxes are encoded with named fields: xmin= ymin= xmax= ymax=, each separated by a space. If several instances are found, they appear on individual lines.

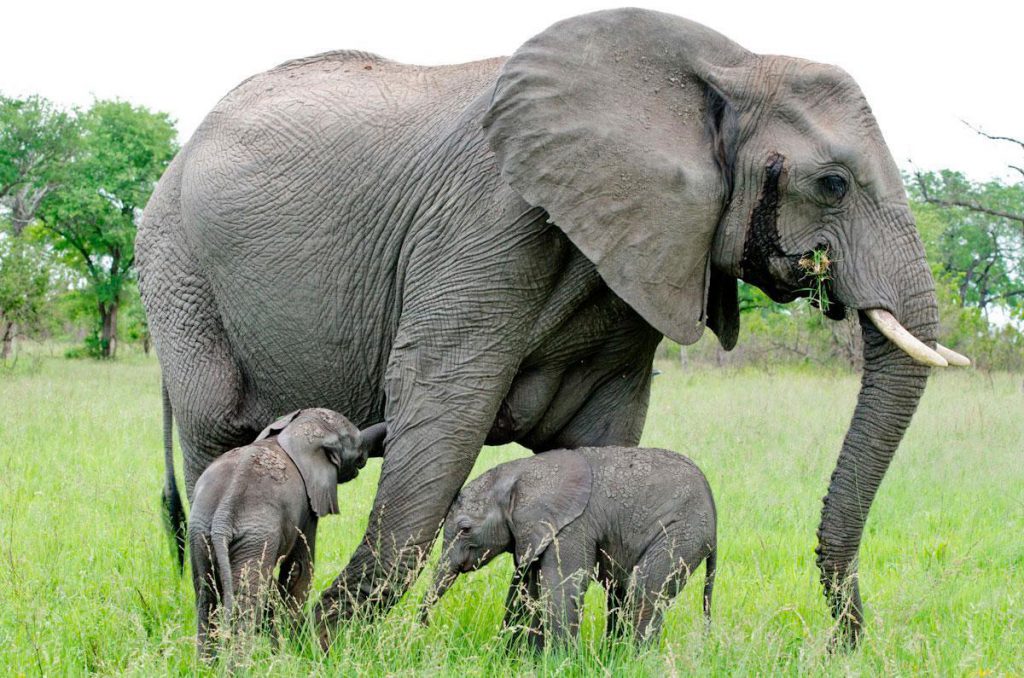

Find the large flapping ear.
xmin=496 ymin=450 xmax=593 ymax=568
xmin=483 ymin=8 xmax=752 ymax=345
xmin=255 ymin=410 xmax=301 ymax=441
xmin=706 ymin=268 xmax=739 ymax=350
xmin=276 ymin=410 xmax=354 ymax=517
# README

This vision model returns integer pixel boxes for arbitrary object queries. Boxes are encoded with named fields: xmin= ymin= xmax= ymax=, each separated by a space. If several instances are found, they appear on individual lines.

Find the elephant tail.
xmin=702 ymin=545 xmax=716 ymax=625
xmin=210 ymin=525 xmax=235 ymax=618
xmin=161 ymin=381 xmax=187 ymax=573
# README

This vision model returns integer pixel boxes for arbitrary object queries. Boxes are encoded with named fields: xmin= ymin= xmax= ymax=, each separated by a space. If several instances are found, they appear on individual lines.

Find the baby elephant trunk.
xmin=419 ymin=559 xmax=459 ymax=625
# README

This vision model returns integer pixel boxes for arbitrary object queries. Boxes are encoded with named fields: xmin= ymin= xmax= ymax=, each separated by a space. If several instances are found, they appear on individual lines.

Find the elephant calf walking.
xmin=421 ymin=447 xmax=717 ymax=648
xmin=188 ymin=409 xmax=385 ymax=656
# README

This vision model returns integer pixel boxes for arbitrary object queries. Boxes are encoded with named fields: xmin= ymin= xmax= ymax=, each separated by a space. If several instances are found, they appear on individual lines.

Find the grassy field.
xmin=1 ymin=351 xmax=1021 ymax=675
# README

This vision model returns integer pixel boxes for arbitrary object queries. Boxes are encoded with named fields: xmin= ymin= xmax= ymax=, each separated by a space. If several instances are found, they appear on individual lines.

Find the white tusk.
xmin=864 ymin=309 xmax=948 ymax=367
xmin=935 ymin=343 xmax=971 ymax=367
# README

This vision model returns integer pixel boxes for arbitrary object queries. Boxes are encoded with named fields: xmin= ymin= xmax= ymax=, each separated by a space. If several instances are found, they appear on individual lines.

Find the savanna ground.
xmin=1 ymin=348 xmax=1021 ymax=675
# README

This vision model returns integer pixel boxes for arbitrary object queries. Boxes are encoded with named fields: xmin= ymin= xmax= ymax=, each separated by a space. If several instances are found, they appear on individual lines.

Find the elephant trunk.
xmin=419 ymin=559 xmax=459 ymax=625
xmin=815 ymin=241 xmax=938 ymax=647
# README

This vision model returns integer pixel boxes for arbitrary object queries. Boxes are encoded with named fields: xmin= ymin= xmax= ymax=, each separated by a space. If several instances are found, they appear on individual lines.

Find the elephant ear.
xmin=706 ymin=268 xmax=739 ymax=350
xmin=483 ymin=8 xmax=751 ymax=345
xmin=255 ymin=410 xmax=301 ymax=441
xmin=277 ymin=411 xmax=357 ymax=517
xmin=498 ymin=450 xmax=593 ymax=568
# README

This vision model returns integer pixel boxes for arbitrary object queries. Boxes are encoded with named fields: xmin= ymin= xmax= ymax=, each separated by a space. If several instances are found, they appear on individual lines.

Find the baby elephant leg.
xmin=627 ymin=536 xmax=703 ymax=644
xmin=190 ymin=533 xmax=219 ymax=659
xmin=230 ymin=531 xmax=282 ymax=640
xmin=276 ymin=529 xmax=317 ymax=635
xmin=604 ymin=580 xmax=629 ymax=640
xmin=502 ymin=565 xmax=543 ymax=649
xmin=537 ymin=547 xmax=592 ymax=649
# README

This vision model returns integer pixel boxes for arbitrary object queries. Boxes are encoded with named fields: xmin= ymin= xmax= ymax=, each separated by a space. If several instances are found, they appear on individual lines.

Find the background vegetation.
xmin=1 ymin=93 xmax=176 ymax=360
xmin=0 ymin=352 xmax=1020 ymax=674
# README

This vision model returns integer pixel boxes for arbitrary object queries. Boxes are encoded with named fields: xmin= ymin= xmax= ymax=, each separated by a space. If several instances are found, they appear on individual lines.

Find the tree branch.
xmin=987 ymin=289 xmax=1024 ymax=303
xmin=36 ymin=218 xmax=100 ymax=282
xmin=962 ymin=121 xmax=1024 ymax=154
xmin=914 ymin=172 xmax=1024 ymax=225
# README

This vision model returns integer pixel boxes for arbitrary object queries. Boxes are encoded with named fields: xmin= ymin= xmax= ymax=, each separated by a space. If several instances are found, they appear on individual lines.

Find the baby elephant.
xmin=188 ymin=408 xmax=385 ymax=654
xmin=422 ymin=447 xmax=716 ymax=648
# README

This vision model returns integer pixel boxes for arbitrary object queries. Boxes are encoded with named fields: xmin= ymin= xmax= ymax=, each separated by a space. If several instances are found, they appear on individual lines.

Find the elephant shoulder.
xmin=234 ymin=442 xmax=295 ymax=484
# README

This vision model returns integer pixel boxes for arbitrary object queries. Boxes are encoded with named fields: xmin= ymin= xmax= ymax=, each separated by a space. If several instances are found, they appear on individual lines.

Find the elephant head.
xmin=421 ymin=451 xmax=592 ymax=618
xmin=256 ymin=409 xmax=387 ymax=517
xmin=483 ymin=8 xmax=967 ymax=642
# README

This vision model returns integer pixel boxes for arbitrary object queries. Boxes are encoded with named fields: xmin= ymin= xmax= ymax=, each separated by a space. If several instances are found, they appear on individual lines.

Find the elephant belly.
xmin=487 ymin=291 xmax=662 ymax=450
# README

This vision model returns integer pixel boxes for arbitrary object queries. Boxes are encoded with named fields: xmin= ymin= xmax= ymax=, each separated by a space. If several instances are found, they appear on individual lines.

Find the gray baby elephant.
xmin=422 ymin=447 xmax=716 ymax=648
xmin=188 ymin=408 xmax=386 ymax=654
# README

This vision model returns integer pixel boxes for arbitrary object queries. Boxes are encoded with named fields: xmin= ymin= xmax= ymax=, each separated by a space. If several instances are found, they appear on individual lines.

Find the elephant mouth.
xmin=761 ymin=252 xmax=968 ymax=368
xmin=753 ymin=252 xmax=847 ymax=321
xmin=799 ymin=269 xmax=846 ymax=321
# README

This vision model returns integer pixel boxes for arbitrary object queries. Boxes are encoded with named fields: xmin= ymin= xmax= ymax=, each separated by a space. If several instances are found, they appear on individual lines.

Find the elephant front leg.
xmin=311 ymin=207 xmax=558 ymax=647
xmin=536 ymin=543 xmax=594 ymax=650
xmin=501 ymin=564 xmax=543 ymax=648
xmin=313 ymin=334 xmax=524 ymax=647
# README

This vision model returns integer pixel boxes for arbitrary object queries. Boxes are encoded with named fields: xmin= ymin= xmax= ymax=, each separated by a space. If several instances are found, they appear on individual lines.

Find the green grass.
xmin=1 ymin=352 xmax=1021 ymax=675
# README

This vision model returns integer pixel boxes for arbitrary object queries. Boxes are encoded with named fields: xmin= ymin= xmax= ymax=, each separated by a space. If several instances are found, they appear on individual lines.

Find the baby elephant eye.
xmin=819 ymin=174 xmax=848 ymax=202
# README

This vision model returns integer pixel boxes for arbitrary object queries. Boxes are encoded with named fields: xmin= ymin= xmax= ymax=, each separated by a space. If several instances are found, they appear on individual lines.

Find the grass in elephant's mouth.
xmin=798 ymin=246 xmax=834 ymax=314
xmin=1 ymin=349 xmax=1021 ymax=675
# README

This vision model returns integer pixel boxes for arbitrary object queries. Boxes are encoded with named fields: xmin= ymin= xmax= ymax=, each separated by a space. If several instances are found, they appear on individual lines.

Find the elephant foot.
xmin=313 ymin=543 xmax=428 ymax=651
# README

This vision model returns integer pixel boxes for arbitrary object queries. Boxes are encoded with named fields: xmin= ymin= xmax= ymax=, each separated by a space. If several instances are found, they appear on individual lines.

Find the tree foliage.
xmin=0 ymin=235 xmax=51 ymax=359
xmin=0 ymin=94 xmax=79 ymax=235
xmin=911 ymin=170 xmax=1024 ymax=316
xmin=36 ymin=100 xmax=177 ymax=358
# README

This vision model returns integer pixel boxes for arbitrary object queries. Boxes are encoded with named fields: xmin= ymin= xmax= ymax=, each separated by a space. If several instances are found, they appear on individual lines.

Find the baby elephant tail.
xmin=211 ymin=528 xmax=235 ymax=616
xmin=702 ymin=546 xmax=716 ymax=624
xmin=161 ymin=382 xmax=187 ymax=573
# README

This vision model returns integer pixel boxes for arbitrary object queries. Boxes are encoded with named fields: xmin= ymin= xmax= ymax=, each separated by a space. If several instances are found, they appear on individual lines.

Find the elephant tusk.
xmin=864 ymin=309 xmax=948 ymax=368
xmin=935 ymin=343 xmax=971 ymax=367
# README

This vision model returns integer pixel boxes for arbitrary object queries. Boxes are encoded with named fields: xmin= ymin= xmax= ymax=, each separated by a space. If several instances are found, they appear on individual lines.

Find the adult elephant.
xmin=138 ymin=8 xmax=967 ymax=648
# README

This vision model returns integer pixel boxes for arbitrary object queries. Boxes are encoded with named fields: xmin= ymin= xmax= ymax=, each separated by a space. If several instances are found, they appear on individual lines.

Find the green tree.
xmin=0 ymin=94 xmax=79 ymax=235
xmin=37 ymin=100 xmax=177 ymax=358
xmin=0 ymin=234 xmax=51 ymax=359
xmin=912 ymin=169 xmax=1024 ymax=317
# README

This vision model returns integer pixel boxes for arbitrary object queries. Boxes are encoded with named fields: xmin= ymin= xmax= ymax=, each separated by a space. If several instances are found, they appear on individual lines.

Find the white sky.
xmin=3 ymin=0 xmax=1021 ymax=182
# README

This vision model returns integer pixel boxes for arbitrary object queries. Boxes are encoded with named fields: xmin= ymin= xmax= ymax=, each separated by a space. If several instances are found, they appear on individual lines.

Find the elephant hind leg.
xmin=143 ymin=249 xmax=258 ymax=495
xmin=625 ymin=534 xmax=704 ymax=644
xmin=276 ymin=528 xmax=316 ymax=636
xmin=229 ymin=532 xmax=281 ymax=640
xmin=190 ymin=532 xmax=220 ymax=658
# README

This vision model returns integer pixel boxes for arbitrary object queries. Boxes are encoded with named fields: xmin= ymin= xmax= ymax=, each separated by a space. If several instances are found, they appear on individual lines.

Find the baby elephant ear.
xmin=502 ymin=449 xmax=593 ymax=568
xmin=255 ymin=410 xmax=301 ymax=441
xmin=277 ymin=410 xmax=358 ymax=517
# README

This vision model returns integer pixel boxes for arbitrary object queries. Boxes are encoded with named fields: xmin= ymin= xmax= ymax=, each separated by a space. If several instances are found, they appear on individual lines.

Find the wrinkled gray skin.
xmin=187 ymin=409 xmax=385 ymax=655
xmin=421 ymin=448 xmax=717 ymax=648
xmin=139 ymin=9 xmax=945 ymax=647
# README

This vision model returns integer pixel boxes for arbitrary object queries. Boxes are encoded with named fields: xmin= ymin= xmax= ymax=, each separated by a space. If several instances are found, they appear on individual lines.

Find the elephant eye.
xmin=819 ymin=174 xmax=848 ymax=202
